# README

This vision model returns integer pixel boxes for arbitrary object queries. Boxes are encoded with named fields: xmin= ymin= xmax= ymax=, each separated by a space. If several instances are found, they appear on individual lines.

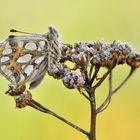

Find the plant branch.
xmin=96 ymin=72 xmax=113 ymax=113
xmin=85 ymin=69 xmax=89 ymax=83
xmin=96 ymin=67 xmax=135 ymax=114
xmin=92 ymin=62 xmax=116 ymax=89
xmin=28 ymin=99 xmax=89 ymax=136
xmin=89 ymin=65 xmax=94 ymax=80
xmin=89 ymin=65 xmax=100 ymax=85
xmin=112 ymin=67 xmax=135 ymax=94
xmin=81 ymin=91 xmax=92 ymax=101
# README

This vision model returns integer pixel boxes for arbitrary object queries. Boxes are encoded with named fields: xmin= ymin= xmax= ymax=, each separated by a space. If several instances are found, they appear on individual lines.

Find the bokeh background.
xmin=0 ymin=0 xmax=140 ymax=140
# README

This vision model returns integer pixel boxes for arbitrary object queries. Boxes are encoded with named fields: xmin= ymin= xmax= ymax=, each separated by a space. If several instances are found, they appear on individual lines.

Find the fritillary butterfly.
xmin=0 ymin=26 xmax=61 ymax=90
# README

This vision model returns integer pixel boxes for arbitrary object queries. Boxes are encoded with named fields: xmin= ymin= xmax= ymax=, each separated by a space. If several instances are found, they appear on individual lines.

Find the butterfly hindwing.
xmin=29 ymin=56 xmax=48 ymax=89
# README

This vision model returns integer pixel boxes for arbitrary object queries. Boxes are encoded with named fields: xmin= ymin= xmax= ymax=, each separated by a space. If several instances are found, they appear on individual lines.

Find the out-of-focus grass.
xmin=0 ymin=0 xmax=140 ymax=140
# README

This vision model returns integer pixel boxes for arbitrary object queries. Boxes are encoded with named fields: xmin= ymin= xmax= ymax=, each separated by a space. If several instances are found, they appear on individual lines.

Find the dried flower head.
xmin=110 ymin=41 xmax=133 ymax=63
xmin=62 ymin=71 xmax=85 ymax=89
xmin=68 ymin=40 xmax=134 ymax=68
xmin=126 ymin=52 xmax=140 ymax=68
xmin=90 ymin=51 xmax=113 ymax=68
xmin=14 ymin=90 xmax=32 ymax=108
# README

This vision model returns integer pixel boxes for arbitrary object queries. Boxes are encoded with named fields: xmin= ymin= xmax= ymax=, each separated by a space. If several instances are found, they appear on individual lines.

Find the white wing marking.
xmin=17 ymin=54 xmax=32 ymax=63
xmin=1 ymin=65 xmax=6 ymax=71
xmin=35 ymin=56 xmax=45 ymax=64
xmin=4 ymin=69 xmax=12 ymax=76
xmin=19 ymin=74 xmax=25 ymax=82
xmin=38 ymin=41 xmax=45 ymax=51
xmin=1 ymin=56 xmax=10 ymax=63
xmin=25 ymin=42 xmax=37 ymax=50
xmin=24 ymin=65 xmax=34 ymax=76
xmin=2 ymin=48 xmax=12 ymax=55
xmin=10 ymin=75 xmax=16 ymax=83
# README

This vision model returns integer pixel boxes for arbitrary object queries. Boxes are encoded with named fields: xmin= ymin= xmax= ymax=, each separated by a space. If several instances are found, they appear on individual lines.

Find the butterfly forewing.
xmin=0 ymin=35 xmax=48 ymax=87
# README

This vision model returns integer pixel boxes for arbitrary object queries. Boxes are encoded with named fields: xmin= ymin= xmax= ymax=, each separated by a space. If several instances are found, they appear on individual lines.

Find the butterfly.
xmin=0 ymin=26 xmax=62 ymax=90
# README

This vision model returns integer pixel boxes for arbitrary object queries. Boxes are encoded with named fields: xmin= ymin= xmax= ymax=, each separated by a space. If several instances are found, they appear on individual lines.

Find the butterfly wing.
xmin=29 ymin=57 xmax=48 ymax=89
xmin=0 ymin=35 xmax=48 ymax=87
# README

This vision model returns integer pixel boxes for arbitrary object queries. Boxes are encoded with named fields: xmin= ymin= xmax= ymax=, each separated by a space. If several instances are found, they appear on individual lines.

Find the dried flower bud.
xmin=14 ymin=90 xmax=32 ymax=108
xmin=92 ymin=39 xmax=110 ymax=51
xmin=58 ymin=44 xmax=72 ymax=56
xmin=111 ymin=41 xmax=132 ymax=53
xmin=90 ymin=51 xmax=113 ymax=68
xmin=110 ymin=41 xmax=133 ymax=61
xmin=90 ymin=40 xmax=133 ymax=67
xmin=71 ymin=52 xmax=89 ymax=69
xmin=62 ymin=71 xmax=85 ymax=89
xmin=126 ymin=53 xmax=140 ymax=68
xmin=48 ymin=62 xmax=64 ymax=79
xmin=6 ymin=85 xmax=26 ymax=96
xmin=73 ymin=42 xmax=97 ymax=56
xmin=69 ymin=40 xmax=135 ymax=68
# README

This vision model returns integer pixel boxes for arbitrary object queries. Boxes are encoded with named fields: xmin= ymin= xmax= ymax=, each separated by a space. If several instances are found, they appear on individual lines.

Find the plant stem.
xmin=88 ymin=89 xmax=96 ymax=140
xmin=112 ymin=67 xmax=135 ymax=94
xmin=28 ymin=99 xmax=89 ymax=136
xmin=96 ymin=72 xmax=112 ymax=113
xmin=89 ymin=65 xmax=100 ymax=85
xmin=93 ymin=62 xmax=116 ymax=89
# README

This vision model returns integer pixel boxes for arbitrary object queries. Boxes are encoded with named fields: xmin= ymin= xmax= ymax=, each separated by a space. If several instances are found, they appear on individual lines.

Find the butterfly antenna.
xmin=10 ymin=29 xmax=40 ymax=35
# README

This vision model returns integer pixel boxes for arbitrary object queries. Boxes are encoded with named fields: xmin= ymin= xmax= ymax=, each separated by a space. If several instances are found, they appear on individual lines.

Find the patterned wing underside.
xmin=0 ymin=36 xmax=48 ymax=88
xmin=29 ymin=57 xmax=48 ymax=89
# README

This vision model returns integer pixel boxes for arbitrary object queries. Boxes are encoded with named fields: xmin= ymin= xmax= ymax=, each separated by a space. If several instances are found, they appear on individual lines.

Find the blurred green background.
xmin=0 ymin=0 xmax=140 ymax=140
